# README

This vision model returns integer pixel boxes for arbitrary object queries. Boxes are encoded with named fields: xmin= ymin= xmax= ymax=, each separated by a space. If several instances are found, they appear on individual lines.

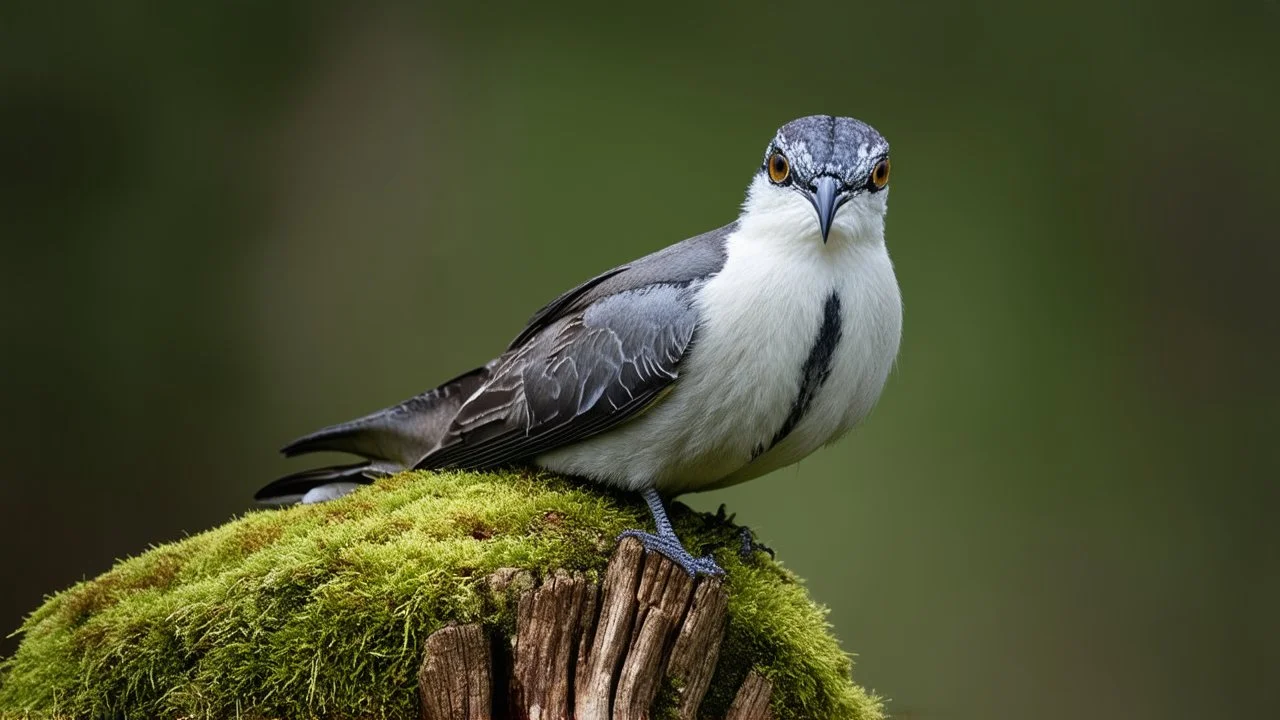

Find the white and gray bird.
xmin=257 ymin=115 xmax=903 ymax=575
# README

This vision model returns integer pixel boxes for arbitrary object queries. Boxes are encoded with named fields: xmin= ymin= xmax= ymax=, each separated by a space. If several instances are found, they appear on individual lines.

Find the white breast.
xmin=536 ymin=194 xmax=902 ymax=494
xmin=719 ymin=236 xmax=902 ymax=489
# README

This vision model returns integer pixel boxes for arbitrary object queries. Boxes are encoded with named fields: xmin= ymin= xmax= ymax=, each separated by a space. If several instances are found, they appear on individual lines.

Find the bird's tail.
xmin=253 ymin=462 xmax=382 ymax=505
xmin=255 ymin=363 xmax=495 ymax=505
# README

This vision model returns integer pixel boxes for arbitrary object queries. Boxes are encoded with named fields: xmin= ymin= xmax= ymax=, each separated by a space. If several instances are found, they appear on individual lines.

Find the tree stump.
xmin=418 ymin=537 xmax=771 ymax=720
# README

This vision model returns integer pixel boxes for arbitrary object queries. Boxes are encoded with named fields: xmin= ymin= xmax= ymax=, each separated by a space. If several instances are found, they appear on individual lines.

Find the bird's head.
xmin=743 ymin=115 xmax=891 ymax=244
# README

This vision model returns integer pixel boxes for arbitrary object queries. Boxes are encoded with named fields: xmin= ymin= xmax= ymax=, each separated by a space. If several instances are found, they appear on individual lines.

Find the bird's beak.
xmin=807 ymin=176 xmax=841 ymax=243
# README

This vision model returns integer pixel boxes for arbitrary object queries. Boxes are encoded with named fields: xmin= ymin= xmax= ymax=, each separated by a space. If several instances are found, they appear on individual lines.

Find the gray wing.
xmin=417 ymin=282 xmax=702 ymax=470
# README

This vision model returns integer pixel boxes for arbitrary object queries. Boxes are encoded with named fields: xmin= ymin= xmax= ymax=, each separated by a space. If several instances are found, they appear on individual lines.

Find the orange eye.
xmin=870 ymin=157 xmax=891 ymax=189
xmin=767 ymin=152 xmax=790 ymax=184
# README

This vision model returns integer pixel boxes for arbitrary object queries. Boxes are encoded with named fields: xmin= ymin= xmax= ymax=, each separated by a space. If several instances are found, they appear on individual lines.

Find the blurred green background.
xmin=2 ymin=2 xmax=1276 ymax=718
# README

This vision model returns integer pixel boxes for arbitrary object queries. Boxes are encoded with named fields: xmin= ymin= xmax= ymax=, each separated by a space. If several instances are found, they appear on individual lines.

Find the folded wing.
xmin=417 ymin=283 xmax=700 ymax=470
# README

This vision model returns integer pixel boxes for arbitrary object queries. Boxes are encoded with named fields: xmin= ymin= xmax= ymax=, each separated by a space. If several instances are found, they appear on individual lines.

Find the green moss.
xmin=0 ymin=470 xmax=882 ymax=720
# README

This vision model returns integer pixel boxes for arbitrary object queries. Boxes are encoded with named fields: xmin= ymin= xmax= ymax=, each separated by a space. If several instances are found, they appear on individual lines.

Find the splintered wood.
xmin=417 ymin=537 xmax=774 ymax=719
xmin=418 ymin=623 xmax=492 ymax=720
xmin=511 ymin=570 xmax=597 ymax=718
xmin=725 ymin=671 xmax=775 ymax=720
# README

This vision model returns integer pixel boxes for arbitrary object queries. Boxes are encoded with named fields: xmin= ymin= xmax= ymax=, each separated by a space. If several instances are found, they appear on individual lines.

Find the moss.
xmin=0 ymin=470 xmax=883 ymax=720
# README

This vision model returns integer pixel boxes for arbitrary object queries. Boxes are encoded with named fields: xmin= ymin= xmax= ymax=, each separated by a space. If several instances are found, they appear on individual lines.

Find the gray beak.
xmin=808 ymin=175 xmax=841 ymax=243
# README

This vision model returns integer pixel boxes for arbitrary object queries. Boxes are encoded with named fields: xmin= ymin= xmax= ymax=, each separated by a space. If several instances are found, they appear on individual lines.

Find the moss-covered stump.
xmin=0 ymin=470 xmax=883 ymax=720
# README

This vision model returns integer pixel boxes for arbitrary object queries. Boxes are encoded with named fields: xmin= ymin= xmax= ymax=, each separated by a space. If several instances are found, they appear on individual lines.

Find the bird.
xmin=256 ymin=115 xmax=903 ymax=576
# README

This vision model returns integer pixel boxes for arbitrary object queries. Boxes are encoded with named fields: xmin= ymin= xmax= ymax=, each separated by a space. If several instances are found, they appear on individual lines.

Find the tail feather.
xmin=280 ymin=365 xmax=493 ymax=464
xmin=280 ymin=411 xmax=415 ymax=462
xmin=257 ymin=364 xmax=495 ymax=506
xmin=253 ymin=462 xmax=381 ymax=505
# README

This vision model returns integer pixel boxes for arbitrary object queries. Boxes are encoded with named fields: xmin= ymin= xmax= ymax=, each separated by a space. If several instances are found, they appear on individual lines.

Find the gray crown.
xmin=765 ymin=115 xmax=889 ymax=189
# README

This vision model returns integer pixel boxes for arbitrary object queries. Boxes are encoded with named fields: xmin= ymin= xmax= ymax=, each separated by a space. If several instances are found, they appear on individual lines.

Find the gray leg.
xmin=619 ymin=488 xmax=724 ymax=576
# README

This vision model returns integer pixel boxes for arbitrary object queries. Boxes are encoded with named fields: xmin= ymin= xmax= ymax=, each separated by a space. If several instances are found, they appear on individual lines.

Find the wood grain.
xmin=725 ymin=671 xmax=774 ymax=720
xmin=419 ymin=623 xmax=492 ymax=720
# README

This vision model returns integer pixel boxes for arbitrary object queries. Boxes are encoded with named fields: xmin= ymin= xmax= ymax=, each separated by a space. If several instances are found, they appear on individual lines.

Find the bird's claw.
xmin=618 ymin=529 xmax=725 ymax=577
xmin=738 ymin=527 xmax=775 ymax=560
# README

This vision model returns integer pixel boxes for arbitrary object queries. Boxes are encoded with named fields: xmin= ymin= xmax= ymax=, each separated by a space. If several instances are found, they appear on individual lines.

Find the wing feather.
xmin=416 ymin=283 xmax=700 ymax=470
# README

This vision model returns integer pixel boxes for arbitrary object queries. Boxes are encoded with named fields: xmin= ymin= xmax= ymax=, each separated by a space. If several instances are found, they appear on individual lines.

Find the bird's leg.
xmin=619 ymin=488 xmax=725 ymax=576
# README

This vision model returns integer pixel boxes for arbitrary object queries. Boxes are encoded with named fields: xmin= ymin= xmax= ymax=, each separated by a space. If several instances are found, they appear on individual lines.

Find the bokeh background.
xmin=2 ymin=2 xmax=1277 ymax=718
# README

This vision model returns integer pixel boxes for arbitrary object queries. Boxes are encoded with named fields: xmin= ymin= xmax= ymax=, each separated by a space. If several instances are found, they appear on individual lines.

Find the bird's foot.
xmin=716 ymin=505 xmax=774 ymax=561
xmin=618 ymin=529 xmax=725 ymax=577
xmin=738 ymin=527 xmax=776 ymax=560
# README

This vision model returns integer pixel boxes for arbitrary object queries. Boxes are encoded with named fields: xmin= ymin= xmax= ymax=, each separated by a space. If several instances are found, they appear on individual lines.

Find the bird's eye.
xmin=869 ymin=158 xmax=891 ymax=190
xmin=767 ymin=152 xmax=790 ymax=184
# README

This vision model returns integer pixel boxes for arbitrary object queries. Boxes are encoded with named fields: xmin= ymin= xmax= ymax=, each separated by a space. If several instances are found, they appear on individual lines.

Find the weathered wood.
xmin=574 ymin=537 xmax=645 ymax=720
xmin=665 ymin=579 xmax=730 ymax=718
xmin=418 ymin=538 xmax=765 ymax=720
xmin=725 ymin=670 xmax=775 ymax=720
xmin=613 ymin=607 xmax=672 ymax=719
xmin=614 ymin=550 xmax=697 ymax=719
xmin=418 ymin=623 xmax=492 ymax=720
xmin=631 ymin=547 xmax=696 ymax=638
xmin=510 ymin=570 xmax=594 ymax=720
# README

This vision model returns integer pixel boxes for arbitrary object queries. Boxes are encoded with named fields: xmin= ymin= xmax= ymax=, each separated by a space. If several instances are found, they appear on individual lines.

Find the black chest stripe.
xmin=754 ymin=291 xmax=843 ymax=459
